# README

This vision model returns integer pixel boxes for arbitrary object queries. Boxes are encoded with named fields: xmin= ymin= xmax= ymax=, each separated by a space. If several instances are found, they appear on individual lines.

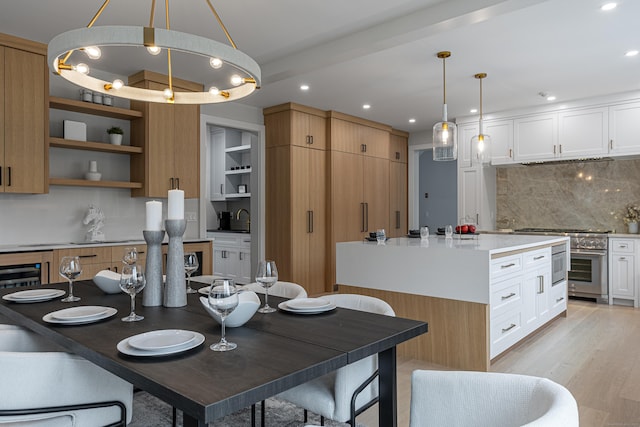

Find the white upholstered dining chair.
xmin=409 ymin=370 xmax=579 ymax=427
xmin=278 ymin=293 xmax=395 ymax=426
xmin=0 ymin=324 xmax=133 ymax=426
xmin=243 ymin=281 xmax=308 ymax=299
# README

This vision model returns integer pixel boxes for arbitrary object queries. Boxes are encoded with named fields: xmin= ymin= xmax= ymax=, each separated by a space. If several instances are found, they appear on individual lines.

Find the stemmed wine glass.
xmin=123 ymin=247 xmax=138 ymax=266
xmin=208 ymin=279 xmax=239 ymax=351
xmin=184 ymin=252 xmax=199 ymax=294
xmin=119 ymin=264 xmax=146 ymax=322
xmin=255 ymin=260 xmax=278 ymax=313
xmin=59 ymin=256 xmax=82 ymax=302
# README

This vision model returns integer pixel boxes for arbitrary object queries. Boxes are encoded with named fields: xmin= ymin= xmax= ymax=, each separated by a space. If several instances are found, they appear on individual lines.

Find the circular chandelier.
xmin=48 ymin=0 xmax=261 ymax=104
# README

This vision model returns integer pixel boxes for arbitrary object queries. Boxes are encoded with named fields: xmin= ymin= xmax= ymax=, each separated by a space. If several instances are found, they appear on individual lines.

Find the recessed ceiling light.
xmin=300 ymin=84 xmax=309 ymax=91
xmin=625 ymin=50 xmax=639 ymax=57
xmin=470 ymin=108 xmax=478 ymax=114
xmin=546 ymin=95 xmax=556 ymax=101
xmin=409 ymin=118 xmax=416 ymax=123
xmin=601 ymin=2 xmax=617 ymax=11
xmin=362 ymin=104 xmax=371 ymax=109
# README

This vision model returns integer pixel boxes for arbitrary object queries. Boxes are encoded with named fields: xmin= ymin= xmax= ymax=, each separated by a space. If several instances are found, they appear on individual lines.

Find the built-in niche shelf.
xmin=49 ymin=97 xmax=144 ymax=189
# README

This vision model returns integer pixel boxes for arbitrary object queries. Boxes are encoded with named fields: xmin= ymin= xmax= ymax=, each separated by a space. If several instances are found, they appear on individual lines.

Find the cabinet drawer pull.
xmin=619 ymin=257 xmax=626 ymax=261
xmin=78 ymin=254 xmax=98 ymax=259
xmin=7 ymin=167 xmax=11 ymax=187
xmin=501 ymin=292 xmax=516 ymax=300
xmin=533 ymin=255 xmax=545 ymax=260
xmin=619 ymin=244 xmax=628 ymax=248
xmin=500 ymin=263 xmax=516 ymax=269
xmin=502 ymin=323 xmax=517 ymax=333
xmin=556 ymin=297 xmax=565 ymax=303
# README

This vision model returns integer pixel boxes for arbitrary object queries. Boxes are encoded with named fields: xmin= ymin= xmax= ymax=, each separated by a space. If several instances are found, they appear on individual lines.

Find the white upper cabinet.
xmin=458 ymin=122 xmax=478 ymax=168
xmin=558 ymin=107 xmax=608 ymax=159
xmin=514 ymin=113 xmax=557 ymax=162
xmin=486 ymin=119 xmax=514 ymax=165
xmin=609 ymin=102 xmax=640 ymax=155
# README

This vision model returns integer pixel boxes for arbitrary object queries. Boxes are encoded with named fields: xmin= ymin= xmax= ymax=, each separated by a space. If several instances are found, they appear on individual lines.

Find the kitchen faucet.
xmin=236 ymin=208 xmax=250 ymax=233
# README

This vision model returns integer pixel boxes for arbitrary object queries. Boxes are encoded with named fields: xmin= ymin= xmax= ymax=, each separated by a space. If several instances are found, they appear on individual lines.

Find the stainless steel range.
xmin=514 ymin=228 xmax=610 ymax=303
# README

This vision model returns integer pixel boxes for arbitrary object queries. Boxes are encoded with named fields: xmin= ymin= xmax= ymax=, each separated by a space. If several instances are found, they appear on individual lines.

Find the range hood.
xmin=521 ymin=157 xmax=614 ymax=166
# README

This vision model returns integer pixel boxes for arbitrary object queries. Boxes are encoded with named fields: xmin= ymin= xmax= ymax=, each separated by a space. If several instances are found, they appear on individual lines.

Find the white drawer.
xmin=490 ymin=276 xmax=524 ymax=319
xmin=491 ymin=254 xmax=523 ymax=280
xmin=523 ymin=247 xmax=551 ymax=270
xmin=490 ymin=308 xmax=524 ymax=359
xmin=550 ymin=281 xmax=567 ymax=312
xmin=611 ymin=239 xmax=634 ymax=253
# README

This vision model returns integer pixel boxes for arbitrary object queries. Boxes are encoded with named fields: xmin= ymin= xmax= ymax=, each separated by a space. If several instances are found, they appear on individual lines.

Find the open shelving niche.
xmin=209 ymin=128 xmax=255 ymax=200
xmin=48 ymin=97 xmax=143 ymax=189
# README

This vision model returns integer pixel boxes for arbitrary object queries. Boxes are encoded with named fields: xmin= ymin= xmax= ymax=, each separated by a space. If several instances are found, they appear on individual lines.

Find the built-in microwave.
xmin=551 ymin=244 xmax=567 ymax=285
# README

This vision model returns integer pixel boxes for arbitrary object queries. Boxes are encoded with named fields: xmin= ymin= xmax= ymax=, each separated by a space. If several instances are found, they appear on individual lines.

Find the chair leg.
xmin=251 ymin=404 xmax=256 ymax=427
xmin=172 ymin=407 xmax=177 ymax=427
xmin=321 ymin=415 xmax=325 ymax=426
xmin=261 ymin=400 xmax=265 ymax=426
xmin=304 ymin=409 xmax=308 ymax=423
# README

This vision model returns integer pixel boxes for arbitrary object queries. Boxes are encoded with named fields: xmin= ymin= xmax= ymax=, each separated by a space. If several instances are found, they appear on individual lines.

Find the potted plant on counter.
xmin=107 ymin=126 xmax=123 ymax=145
xmin=623 ymin=203 xmax=640 ymax=234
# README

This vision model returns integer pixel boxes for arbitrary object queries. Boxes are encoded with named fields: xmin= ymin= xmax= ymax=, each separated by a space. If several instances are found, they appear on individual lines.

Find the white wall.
xmin=0 ymin=69 xmax=263 ymax=246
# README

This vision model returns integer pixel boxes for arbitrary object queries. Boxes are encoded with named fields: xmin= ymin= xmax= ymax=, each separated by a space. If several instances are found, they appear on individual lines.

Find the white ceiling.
xmin=1 ymin=0 xmax=639 ymax=132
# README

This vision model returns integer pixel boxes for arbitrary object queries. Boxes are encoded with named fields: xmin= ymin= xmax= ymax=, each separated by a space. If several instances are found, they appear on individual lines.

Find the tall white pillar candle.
xmin=146 ymin=200 xmax=163 ymax=231
xmin=167 ymin=189 xmax=184 ymax=220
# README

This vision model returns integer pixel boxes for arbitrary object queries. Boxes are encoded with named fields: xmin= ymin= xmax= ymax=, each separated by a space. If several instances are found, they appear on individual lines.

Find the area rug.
xmin=130 ymin=390 xmax=366 ymax=427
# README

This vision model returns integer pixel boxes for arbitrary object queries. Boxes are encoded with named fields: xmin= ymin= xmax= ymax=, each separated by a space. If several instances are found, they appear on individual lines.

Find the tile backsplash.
xmin=496 ymin=158 xmax=640 ymax=232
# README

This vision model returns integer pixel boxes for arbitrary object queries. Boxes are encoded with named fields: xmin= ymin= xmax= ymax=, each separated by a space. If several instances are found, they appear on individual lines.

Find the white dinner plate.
xmin=3 ymin=289 xmax=65 ymax=303
xmin=117 ymin=331 xmax=205 ymax=357
xmin=43 ymin=307 xmax=117 ymax=325
xmin=52 ymin=306 xmax=111 ymax=321
xmin=128 ymin=329 xmax=196 ymax=351
xmin=285 ymin=298 xmax=332 ymax=311
xmin=278 ymin=301 xmax=336 ymax=315
xmin=197 ymin=286 xmax=211 ymax=296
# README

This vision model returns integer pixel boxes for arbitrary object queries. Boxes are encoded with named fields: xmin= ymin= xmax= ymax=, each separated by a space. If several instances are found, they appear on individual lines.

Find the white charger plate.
xmin=278 ymin=301 xmax=336 ymax=315
xmin=285 ymin=298 xmax=332 ymax=311
xmin=43 ymin=307 xmax=117 ymax=325
xmin=3 ymin=289 xmax=66 ymax=303
xmin=52 ymin=306 xmax=111 ymax=321
xmin=128 ymin=329 xmax=196 ymax=351
xmin=197 ymin=286 xmax=211 ymax=296
xmin=117 ymin=332 xmax=205 ymax=357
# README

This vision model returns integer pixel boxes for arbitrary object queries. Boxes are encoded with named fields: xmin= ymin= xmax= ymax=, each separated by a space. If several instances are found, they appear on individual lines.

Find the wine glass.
xmin=59 ymin=256 xmax=82 ymax=302
xmin=119 ymin=264 xmax=146 ymax=322
xmin=255 ymin=260 xmax=278 ymax=313
xmin=123 ymin=247 xmax=137 ymax=266
xmin=208 ymin=279 xmax=239 ymax=351
xmin=184 ymin=252 xmax=199 ymax=294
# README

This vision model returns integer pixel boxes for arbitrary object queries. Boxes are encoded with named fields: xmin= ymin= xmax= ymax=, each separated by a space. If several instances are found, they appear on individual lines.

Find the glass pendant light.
xmin=471 ymin=73 xmax=491 ymax=165
xmin=433 ymin=51 xmax=457 ymax=161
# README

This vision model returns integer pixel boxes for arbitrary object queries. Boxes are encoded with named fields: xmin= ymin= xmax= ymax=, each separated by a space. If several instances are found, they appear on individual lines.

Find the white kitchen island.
xmin=336 ymin=234 xmax=569 ymax=371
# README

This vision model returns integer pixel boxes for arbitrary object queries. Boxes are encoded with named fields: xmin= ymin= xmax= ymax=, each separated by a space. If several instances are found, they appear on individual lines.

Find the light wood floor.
xmin=358 ymin=300 xmax=640 ymax=427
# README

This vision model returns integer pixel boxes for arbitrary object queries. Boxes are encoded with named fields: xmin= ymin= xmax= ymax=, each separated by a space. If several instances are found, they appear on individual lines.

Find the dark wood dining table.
xmin=0 ymin=281 xmax=427 ymax=427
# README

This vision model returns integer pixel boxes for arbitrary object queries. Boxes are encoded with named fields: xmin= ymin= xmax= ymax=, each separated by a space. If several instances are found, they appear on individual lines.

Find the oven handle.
xmin=571 ymin=249 xmax=607 ymax=257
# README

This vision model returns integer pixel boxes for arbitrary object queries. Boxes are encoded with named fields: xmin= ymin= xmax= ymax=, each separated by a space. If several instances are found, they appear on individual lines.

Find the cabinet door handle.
xmin=538 ymin=275 xmax=544 ymax=294
xmin=239 ymin=252 xmax=243 ymax=261
xmin=509 ymin=148 xmax=513 ymax=158
xmin=553 ymin=145 xmax=556 ymax=155
xmin=0 ymin=166 xmax=2 ymax=186
xmin=365 ymin=202 xmax=369 ymax=232
xmin=396 ymin=210 xmax=400 ymax=229
xmin=501 ymin=263 xmax=516 ymax=269
xmin=310 ymin=135 xmax=314 ymax=145
xmin=559 ymin=144 xmax=562 ymax=154
xmin=395 ymin=151 xmax=400 ymax=160
xmin=556 ymin=297 xmax=565 ymax=303
xmin=310 ymin=210 xmax=314 ymax=233
xmin=170 ymin=177 xmax=174 ymax=189
xmin=610 ymin=139 xmax=614 ymax=150
xmin=502 ymin=323 xmax=517 ymax=333
xmin=78 ymin=254 xmax=98 ymax=259
xmin=476 ymin=213 xmax=479 ymax=224
xmin=220 ymin=184 xmax=223 ymax=194
xmin=534 ymin=255 xmax=545 ymax=260
xmin=501 ymin=292 xmax=516 ymax=300
xmin=7 ymin=167 xmax=11 ymax=187
xmin=361 ymin=203 xmax=366 ymax=232
xmin=176 ymin=177 xmax=180 ymax=189
xmin=306 ymin=210 xmax=312 ymax=233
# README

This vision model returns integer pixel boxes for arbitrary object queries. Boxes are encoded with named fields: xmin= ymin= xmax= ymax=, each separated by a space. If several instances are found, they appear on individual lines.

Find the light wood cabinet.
xmin=129 ymin=71 xmax=200 ymax=198
xmin=388 ymin=131 xmax=408 ymax=238
xmin=264 ymin=104 xmax=327 ymax=295
xmin=0 ymin=34 xmax=48 ymax=194
xmin=264 ymin=103 xmax=327 ymax=150
xmin=328 ymin=115 xmax=389 ymax=158
xmin=53 ymin=246 xmax=112 ymax=282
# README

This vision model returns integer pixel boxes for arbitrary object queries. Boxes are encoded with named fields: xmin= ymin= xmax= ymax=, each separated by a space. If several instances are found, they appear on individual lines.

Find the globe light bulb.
xmin=75 ymin=63 xmax=90 ymax=75
xmin=163 ymin=88 xmax=173 ymax=99
xmin=209 ymin=57 xmax=222 ymax=69
xmin=84 ymin=46 xmax=101 ymax=60
xmin=112 ymin=79 xmax=124 ymax=90
xmin=209 ymin=86 xmax=220 ymax=96
xmin=230 ymin=75 xmax=243 ymax=86
xmin=147 ymin=45 xmax=161 ymax=55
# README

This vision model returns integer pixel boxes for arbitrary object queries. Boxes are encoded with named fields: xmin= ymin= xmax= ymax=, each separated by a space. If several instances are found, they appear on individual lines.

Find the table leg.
xmin=378 ymin=346 xmax=397 ymax=427
xmin=183 ymin=412 xmax=207 ymax=427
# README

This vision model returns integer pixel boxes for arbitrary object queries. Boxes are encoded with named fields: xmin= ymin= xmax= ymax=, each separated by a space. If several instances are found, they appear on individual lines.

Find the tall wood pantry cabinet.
xmin=327 ymin=112 xmax=391 ymax=286
xmin=0 ymin=33 xmax=48 ymax=194
xmin=129 ymin=71 xmax=200 ymax=198
xmin=388 ymin=130 xmax=408 ymax=238
xmin=263 ymin=103 xmax=327 ymax=296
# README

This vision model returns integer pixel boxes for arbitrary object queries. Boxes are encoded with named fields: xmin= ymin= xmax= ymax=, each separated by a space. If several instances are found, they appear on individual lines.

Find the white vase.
xmin=628 ymin=222 xmax=638 ymax=234
xmin=109 ymin=134 xmax=123 ymax=145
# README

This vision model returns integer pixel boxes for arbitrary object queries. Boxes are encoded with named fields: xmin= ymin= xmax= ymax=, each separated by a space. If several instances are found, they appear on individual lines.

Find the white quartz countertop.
xmin=344 ymin=234 xmax=569 ymax=255
xmin=0 ymin=238 xmax=212 ymax=254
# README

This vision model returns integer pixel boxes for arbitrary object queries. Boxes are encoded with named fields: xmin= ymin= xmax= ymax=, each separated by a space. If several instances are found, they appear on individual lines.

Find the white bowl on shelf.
xmin=199 ymin=291 xmax=260 ymax=328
